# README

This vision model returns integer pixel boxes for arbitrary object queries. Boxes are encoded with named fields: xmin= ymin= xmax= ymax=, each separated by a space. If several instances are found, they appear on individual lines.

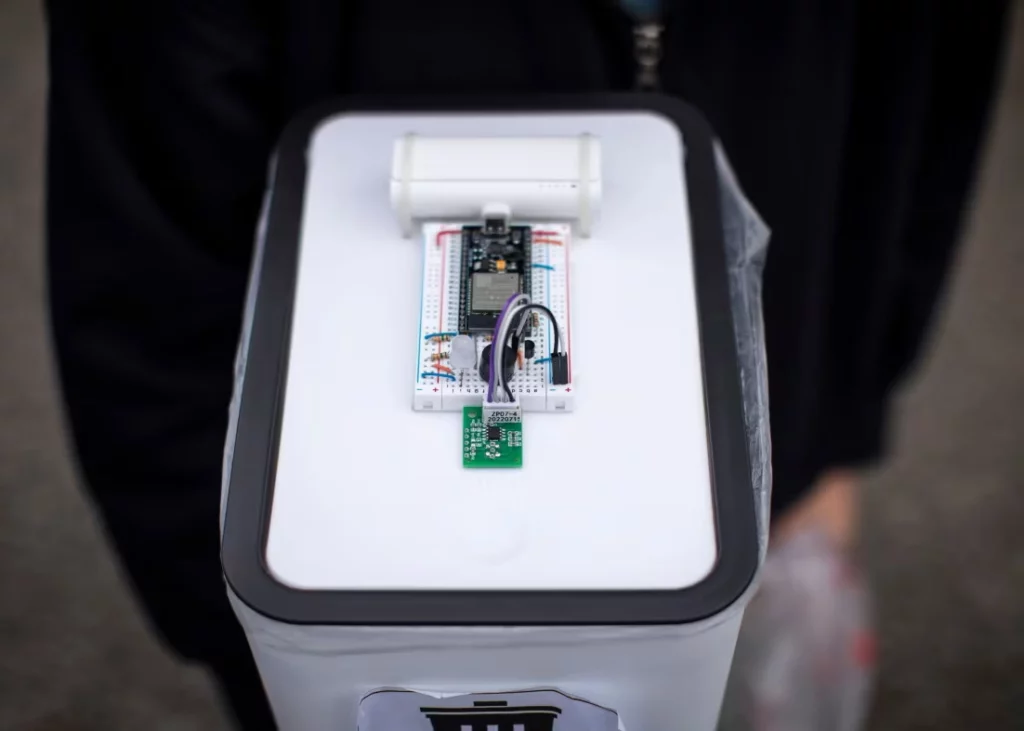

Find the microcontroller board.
xmin=458 ymin=220 xmax=532 ymax=334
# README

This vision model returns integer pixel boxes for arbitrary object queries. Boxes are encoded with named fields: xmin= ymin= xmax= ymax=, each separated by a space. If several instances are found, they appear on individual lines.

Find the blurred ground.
xmin=1 ymin=2 xmax=1022 ymax=730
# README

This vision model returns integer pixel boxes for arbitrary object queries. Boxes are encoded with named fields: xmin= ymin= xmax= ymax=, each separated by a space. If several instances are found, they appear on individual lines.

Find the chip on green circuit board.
xmin=463 ymin=407 xmax=523 ymax=468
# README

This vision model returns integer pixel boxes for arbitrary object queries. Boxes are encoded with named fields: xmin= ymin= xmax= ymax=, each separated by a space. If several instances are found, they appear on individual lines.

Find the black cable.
xmin=499 ymin=315 xmax=529 ymax=401
xmin=512 ymin=304 xmax=562 ymax=354
xmin=496 ymin=304 xmax=565 ymax=401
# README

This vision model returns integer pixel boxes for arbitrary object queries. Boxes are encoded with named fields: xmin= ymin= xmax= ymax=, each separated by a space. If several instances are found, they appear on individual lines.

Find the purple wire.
xmin=487 ymin=293 xmax=526 ymax=401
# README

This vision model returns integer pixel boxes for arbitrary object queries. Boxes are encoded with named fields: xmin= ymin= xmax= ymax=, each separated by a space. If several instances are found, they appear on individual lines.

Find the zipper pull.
xmin=633 ymin=21 xmax=664 ymax=91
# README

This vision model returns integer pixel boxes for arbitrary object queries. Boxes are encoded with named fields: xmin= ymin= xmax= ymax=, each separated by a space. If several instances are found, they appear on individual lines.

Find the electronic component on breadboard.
xmin=550 ymin=352 xmax=570 ymax=385
xmin=414 ymin=221 xmax=573 ymax=413
xmin=458 ymin=217 xmax=533 ymax=334
xmin=477 ymin=343 xmax=516 ymax=383
xmin=448 ymin=334 xmax=477 ymax=370
xmin=463 ymin=406 xmax=523 ymax=468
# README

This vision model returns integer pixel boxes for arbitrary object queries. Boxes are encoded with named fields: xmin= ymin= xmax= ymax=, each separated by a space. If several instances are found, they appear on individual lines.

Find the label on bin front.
xmin=357 ymin=688 xmax=623 ymax=731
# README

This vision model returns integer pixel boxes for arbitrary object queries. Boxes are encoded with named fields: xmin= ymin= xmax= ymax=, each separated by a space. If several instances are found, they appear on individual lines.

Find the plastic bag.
xmin=715 ymin=144 xmax=773 ymax=559
xmin=719 ymin=531 xmax=875 ymax=731
xmin=715 ymin=148 xmax=875 ymax=730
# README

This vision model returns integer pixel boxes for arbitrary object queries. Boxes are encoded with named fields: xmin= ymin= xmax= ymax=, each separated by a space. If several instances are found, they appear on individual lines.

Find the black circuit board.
xmin=457 ymin=223 xmax=533 ymax=334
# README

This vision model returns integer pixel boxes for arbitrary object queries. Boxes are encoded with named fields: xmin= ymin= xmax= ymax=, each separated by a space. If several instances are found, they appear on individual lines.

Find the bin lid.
xmin=222 ymin=95 xmax=758 ymax=625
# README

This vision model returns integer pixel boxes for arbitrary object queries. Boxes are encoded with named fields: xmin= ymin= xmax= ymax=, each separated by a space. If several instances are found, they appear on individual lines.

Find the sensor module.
xmin=463 ymin=406 xmax=523 ymax=468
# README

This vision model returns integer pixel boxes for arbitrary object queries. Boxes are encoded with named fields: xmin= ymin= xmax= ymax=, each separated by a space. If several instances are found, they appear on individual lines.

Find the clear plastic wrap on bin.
xmin=714 ymin=144 xmax=773 ymax=560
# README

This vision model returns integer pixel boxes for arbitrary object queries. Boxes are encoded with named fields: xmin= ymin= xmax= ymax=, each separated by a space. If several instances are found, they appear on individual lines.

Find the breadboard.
xmin=414 ymin=222 xmax=574 ymax=412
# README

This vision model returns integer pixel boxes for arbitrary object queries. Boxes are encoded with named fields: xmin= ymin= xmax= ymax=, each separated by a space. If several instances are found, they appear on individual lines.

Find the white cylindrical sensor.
xmin=448 ymin=334 xmax=477 ymax=371
xmin=391 ymin=135 xmax=601 ymax=237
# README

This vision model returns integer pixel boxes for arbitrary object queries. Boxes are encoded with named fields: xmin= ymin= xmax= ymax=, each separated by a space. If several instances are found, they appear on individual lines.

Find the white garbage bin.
xmin=221 ymin=95 xmax=771 ymax=731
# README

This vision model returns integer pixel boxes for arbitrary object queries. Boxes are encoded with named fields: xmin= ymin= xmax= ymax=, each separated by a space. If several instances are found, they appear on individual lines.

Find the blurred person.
xmin=45 ymin=0 xmax=1009 ymax=728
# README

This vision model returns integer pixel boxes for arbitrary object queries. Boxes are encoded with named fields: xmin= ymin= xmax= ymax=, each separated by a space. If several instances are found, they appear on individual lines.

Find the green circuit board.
xmin=462 ymin=406 xmax=523 ymax=468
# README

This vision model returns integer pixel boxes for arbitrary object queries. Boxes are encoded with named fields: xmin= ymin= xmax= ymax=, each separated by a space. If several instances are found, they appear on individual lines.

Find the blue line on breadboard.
xmin=414 ymin=228 xmax=427 ymax=388
xmin=421 ymin=371 xmax=456 ymax=381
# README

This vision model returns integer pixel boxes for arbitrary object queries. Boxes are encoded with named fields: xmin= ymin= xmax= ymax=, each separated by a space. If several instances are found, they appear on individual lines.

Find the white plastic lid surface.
xmin=265 ymin=112 xmax=718 ymax=592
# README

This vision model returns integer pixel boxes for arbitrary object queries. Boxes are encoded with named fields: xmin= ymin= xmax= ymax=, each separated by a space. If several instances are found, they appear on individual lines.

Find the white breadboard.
xmin=414 ymin=222 xmax=574 ymax=412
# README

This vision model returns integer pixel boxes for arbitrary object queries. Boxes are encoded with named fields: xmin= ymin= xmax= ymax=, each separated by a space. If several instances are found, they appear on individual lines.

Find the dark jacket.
xmin=47 ymin=0 xmax=1008 ymax=669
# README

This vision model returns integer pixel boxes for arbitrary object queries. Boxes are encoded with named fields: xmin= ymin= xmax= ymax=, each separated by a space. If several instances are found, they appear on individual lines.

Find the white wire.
xmin=491 ymin=299 xmax=565 ymax=403
xmin=495 ymin=305 xmax=527 ymax=402
xmin=491 ymin=296 xmax=530 ymax=403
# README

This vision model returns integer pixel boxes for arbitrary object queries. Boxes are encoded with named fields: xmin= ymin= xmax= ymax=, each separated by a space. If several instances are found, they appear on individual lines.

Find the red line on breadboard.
xmin=562 ymin=227 xmax=573 ymax=384
xmin=435 ymin=229 xmax=448 ymax=383
xmin=436 ymin=229 xmax=461 ymax=247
